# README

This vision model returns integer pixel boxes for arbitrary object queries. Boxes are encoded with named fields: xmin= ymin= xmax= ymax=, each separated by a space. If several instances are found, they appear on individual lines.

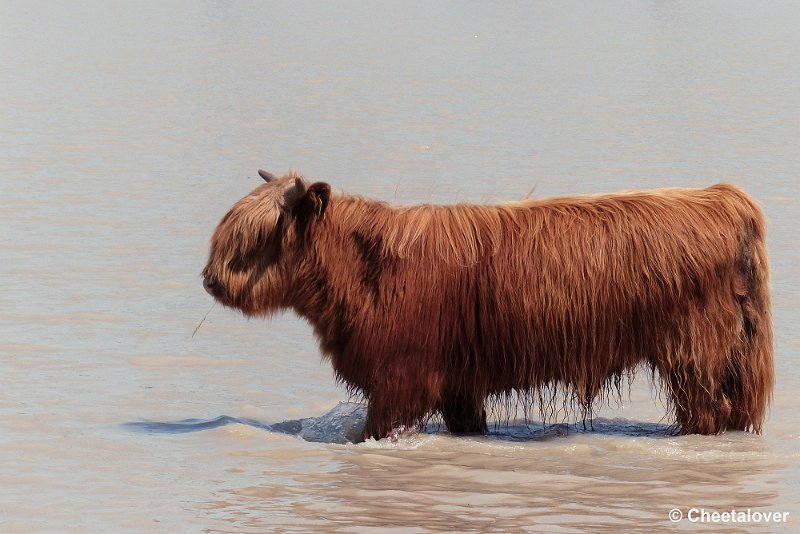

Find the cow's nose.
xmin=203 ymin=276 xmax=221 ymax=297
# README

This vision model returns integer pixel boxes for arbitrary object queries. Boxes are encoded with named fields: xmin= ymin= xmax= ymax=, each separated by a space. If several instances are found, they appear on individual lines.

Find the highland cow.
xmin=202 ymin=170 xmax=774 ymax=441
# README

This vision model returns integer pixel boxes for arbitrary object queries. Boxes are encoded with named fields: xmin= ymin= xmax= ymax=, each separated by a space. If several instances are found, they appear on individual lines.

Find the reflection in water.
xmin=197 ymin=420 xmax=780 ymax=533
xmin=120 ymin=403 xmax=785 ymax=532
xmin=123 ymin=405 xmax=782 ymax=531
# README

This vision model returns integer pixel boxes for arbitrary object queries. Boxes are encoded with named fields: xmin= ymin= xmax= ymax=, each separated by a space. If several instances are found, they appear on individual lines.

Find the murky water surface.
xmin=2 ymin=2 xmax=799 ymax=532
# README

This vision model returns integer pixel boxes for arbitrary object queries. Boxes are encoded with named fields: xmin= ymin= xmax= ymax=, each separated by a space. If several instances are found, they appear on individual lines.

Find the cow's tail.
xmin=723 ymin=189 xmax=774 ymax=434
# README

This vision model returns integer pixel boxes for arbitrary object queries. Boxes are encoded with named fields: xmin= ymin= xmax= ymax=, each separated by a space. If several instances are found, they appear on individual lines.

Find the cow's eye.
xmin=227 ymin=252 xmax=255 ymax=274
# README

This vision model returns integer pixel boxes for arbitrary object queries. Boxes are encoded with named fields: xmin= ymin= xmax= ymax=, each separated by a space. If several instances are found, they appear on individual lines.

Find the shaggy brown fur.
xmin=203 ymin=170 xmax=774 ymax=441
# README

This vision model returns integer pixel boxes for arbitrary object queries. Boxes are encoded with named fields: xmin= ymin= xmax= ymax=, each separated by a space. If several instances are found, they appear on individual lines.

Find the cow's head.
xmin=202 ymin=170 xmax=330 ymax=316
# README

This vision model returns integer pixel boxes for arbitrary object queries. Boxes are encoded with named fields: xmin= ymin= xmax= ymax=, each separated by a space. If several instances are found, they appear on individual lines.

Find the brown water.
xmin=2 ymin=2 xmax=799 ymax=532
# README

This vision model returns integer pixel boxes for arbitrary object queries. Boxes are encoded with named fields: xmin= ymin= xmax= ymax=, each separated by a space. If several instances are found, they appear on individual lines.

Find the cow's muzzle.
xmin=203 ymin=276 xmax=224 ymax=299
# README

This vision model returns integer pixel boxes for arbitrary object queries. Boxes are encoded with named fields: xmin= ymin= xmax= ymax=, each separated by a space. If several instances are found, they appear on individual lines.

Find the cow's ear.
xmin=304 ymin=182 xmax=331 ymax=221
xmin=258 ymin=169 xmax=277 ymax=183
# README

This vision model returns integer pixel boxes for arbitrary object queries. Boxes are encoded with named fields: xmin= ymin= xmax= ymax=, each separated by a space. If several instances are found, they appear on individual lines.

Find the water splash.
xmin=122 ymin=402 xmax=367 ymax=444
xmin=123 ymin=404 xmax=678 ymax=445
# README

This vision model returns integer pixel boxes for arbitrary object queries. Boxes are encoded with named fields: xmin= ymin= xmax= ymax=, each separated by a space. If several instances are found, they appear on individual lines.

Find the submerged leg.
xmin=361 ymin=387 xmax=436 ymax=441
xmin=440 ymin=391 xmax=488 ymax=435
xmin=661 ymin=362 xmax=731 ymax=435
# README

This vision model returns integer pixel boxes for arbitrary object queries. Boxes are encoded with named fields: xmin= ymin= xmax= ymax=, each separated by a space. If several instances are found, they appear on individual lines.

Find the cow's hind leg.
xmin=660 ymin=361 xmax=731 ymax=435
xmin=721 ymin=344 xmax=771 ymax=433
xmin=439 ymin=391 xmax=487 ymax=435
xmin=723 ymin=368 xmax=749 ymax=432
